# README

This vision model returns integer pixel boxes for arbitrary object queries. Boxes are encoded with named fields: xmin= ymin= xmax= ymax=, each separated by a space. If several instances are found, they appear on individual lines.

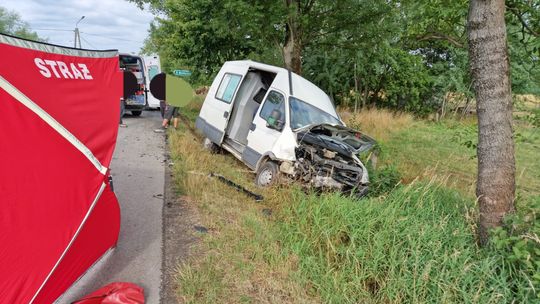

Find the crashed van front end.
xmin=292 ymin=124 xmax=376 ymax=197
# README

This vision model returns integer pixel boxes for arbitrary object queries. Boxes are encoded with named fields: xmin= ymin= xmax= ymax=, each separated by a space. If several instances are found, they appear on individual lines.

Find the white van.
xmin=143 ymin=55 xmax=161 ymax=109
xmin=119 ymin=53 xmax=146 ymax=116
xmin=196 ymin=60 xmax=376 ymax=196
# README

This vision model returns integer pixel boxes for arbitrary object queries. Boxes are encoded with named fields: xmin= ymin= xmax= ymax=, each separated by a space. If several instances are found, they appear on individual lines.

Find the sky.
xmin=2 ymin=0 xmax=155 ymax=53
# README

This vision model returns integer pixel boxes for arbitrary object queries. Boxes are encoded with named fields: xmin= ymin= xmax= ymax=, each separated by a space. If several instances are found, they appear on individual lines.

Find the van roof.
xmin=224 ymin=60 xmax=339 ymax=120
xmin=119 ymin=53 xmax=142 ymax=58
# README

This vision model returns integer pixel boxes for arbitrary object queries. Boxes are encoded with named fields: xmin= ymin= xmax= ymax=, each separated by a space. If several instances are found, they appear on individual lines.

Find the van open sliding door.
xmin=197 ymin=62 xmax=249 ymax=145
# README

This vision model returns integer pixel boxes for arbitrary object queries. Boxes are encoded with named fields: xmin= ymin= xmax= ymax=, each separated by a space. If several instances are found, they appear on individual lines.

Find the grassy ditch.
xmin=279 ymin=183 xmax=535 ymax=303
xmin=169 ymin=107 xmax=537 ymax=303
xmin=169 ymin=127 xmax=318 ymax=303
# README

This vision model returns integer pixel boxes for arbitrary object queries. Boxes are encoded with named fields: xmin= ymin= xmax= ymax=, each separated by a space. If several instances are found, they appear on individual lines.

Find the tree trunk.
xmin=283 ymin=0 xmax=302 ymax=74
xmin=468 ymin=0 xmax=515 ymax=246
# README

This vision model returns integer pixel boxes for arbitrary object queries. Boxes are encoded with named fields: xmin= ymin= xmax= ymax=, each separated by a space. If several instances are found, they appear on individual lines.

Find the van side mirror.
xmin=266 ymin=109 xmax=284 ymax=131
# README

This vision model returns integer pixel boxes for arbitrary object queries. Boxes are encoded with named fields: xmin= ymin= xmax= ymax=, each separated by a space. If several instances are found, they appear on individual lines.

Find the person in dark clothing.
xmin=159 ymin=100 xmax=167 ymax=118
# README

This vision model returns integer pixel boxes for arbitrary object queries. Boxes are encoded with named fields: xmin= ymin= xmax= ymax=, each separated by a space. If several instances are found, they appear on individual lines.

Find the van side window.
xmin=259 ymin=91 xmax=285 ymax=121
xmin=215 ymin=73 xmax=242 ymax=103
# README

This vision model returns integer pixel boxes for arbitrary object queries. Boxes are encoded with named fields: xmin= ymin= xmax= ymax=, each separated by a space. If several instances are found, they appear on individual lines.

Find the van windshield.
xmin=289 ymin=97 xmax=342 ymax=130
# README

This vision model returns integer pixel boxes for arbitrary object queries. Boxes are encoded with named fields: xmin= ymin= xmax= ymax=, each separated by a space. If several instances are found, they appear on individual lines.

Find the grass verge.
xmin=169 ymin=126 xmax=318 ymax=303
xmin=169 ymin=109 xmax=537 ymax=302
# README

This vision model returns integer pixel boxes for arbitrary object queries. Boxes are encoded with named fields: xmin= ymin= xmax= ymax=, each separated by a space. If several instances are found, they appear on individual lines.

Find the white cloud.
xmin=2 ymin=0 xmax=155 ymax=53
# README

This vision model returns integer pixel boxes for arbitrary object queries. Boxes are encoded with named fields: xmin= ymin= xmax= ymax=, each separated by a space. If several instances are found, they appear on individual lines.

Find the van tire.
xmin=131 ymin=110 xmax=142 ymax=116
xmin=203 ymin=138 xmax=220 ymax=154
xmin=255 ymin=161 xmax=279 ymax=187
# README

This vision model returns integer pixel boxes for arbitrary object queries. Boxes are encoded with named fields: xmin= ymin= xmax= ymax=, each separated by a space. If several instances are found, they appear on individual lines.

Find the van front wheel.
xmin=255 ymin=161 xmax=279 ymax=187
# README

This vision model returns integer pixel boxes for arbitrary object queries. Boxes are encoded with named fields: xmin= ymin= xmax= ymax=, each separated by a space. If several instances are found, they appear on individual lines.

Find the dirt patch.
xmin=160 ymin=137 xmax=201 ymax=304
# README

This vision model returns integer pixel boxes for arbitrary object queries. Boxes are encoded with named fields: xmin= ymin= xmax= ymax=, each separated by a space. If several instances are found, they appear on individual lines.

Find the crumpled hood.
xmin=295 ymin=123 xmax=377 ymax=156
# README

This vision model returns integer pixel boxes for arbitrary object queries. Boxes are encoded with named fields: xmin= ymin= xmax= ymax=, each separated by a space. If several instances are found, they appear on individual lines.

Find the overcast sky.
xmin=2 ymin=0 xmax=155 ymax=53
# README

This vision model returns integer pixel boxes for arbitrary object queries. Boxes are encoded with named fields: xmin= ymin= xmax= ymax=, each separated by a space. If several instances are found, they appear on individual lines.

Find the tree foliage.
xmin=0 ymin=6 xmax=41 ymax=41
xmin=133 ymin=0 xmax=540 ymax=114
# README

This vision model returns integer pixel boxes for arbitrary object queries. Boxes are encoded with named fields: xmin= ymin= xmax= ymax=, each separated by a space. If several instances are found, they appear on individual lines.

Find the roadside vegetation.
xmin=343 ymin=106 xmax=540 ymax=200
xmin=168 ymin=101 xmax=539 ymax=303
xmin=140 ymin=1 xmax=540 ymax=300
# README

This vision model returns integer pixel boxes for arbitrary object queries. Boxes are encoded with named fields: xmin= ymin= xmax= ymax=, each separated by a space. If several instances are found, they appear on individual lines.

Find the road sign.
xmin=173 ymin=69 xmax=192 ymax=77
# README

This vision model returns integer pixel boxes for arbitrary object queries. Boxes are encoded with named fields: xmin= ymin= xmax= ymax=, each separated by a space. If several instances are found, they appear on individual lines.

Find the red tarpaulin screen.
xmin=0 ymin=33 xmax=122 ymax=303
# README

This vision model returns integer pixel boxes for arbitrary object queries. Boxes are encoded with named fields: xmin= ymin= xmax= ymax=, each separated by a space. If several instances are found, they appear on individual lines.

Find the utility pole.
xmin=74 ymin=16 xmax=85 ymax=48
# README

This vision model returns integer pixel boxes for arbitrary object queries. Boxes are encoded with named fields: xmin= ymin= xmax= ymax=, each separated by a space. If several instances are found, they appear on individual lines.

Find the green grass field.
xmin=169 ymin=104 xmax=539 ymax=303
xmin=381 ymin=119 xmax=540 ymax=200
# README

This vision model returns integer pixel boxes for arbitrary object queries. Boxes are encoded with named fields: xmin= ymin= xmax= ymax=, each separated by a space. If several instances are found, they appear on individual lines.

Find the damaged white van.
xmin=196 ymin=60 xmax=376 ymax=196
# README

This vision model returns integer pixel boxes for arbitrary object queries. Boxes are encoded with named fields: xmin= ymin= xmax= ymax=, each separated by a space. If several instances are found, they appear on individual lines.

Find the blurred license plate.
xmin=126 ymin=95 xmax=145 ymax=105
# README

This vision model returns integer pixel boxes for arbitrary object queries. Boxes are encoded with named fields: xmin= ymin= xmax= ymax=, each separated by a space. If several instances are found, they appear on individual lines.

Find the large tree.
xmin=467 ymin=0 xmax=515 ymax=245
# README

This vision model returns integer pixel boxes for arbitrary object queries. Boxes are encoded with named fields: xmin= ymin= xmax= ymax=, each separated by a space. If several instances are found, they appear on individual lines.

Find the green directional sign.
xmin=173 ymin=69 xmax=192 ymax=77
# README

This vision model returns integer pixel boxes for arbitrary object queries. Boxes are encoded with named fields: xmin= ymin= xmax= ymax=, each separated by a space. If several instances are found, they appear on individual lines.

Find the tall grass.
xmin=340 ymin=108 xmax=414 ymax=141
xmin=339 ymin=107 xmax=539 ymax=199
xmin=170 ymin=129 xmax=319 ymax=304
xmin=171 ymin=127 xmax=537 ymax=303
xmin=279 ymin=182 xmax=536 ymax=303
xmin=170 ymin=104 xmax=538 ymax=303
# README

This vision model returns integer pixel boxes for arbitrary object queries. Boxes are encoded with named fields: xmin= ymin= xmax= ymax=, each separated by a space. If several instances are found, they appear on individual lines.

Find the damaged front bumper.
xmin=292 ymin=124 xmax=377 ymax=197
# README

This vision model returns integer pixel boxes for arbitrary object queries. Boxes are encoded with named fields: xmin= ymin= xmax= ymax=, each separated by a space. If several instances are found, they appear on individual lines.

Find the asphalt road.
xmin=57 ymin=111 xmax=165 ymax=304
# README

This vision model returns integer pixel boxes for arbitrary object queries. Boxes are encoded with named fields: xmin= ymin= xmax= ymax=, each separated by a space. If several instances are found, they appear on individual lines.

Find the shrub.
xmin=491 ymin=195 xmax=540 ymax=300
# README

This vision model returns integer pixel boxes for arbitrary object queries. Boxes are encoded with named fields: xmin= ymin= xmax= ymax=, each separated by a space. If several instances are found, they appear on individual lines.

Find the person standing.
xmin=159 ymin=99 xmax=167 ymax=118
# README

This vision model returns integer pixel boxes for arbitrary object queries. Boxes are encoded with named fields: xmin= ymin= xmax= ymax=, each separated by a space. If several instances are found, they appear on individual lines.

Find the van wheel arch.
xmin=254 ymin=153 xmax=278 ymax=172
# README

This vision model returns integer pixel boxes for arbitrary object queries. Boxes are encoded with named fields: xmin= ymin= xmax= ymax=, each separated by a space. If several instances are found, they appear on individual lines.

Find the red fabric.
xmin=0 ymin=37 xmax=122 ymax=303
xmin=72 ymin=282 xmax=145 ymax=304
xmin=0 ymin=45 xmax=122 ymax=166
xmin=32 ymin=186 xmax=121 ymax=303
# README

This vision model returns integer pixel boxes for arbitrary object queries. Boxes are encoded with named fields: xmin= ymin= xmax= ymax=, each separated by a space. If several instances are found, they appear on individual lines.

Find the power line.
xmin=80 ymin=32 xmax=144 ymax=43
xmin=79 ymin=34 xmax=97 ymax=49
xmin=33 ymin=28 xmax=73 ymax=32
xmin=32 ymin=28 xmax=144 ymax=43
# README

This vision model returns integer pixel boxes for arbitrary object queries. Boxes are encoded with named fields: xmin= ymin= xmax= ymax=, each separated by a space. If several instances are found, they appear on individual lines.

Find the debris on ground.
xmin=194 ymin=225 xmax=209 ymax=233
xmin=72 ymin=282 xmax=144 ymax=304
xmin=187 ymin=171 xmax=264 ymax=202
xmin=210 ymin=172 xmax=264 ymax=201
xmin=262 ymin=208 xmax=272 ymax=217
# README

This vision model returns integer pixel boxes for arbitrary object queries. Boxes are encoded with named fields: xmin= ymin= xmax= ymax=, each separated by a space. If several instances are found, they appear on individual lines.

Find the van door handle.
xmin=223 ymin=111 xmax=229 ymax=118
xmin=250 ymin=123 xmax=256 ymax=131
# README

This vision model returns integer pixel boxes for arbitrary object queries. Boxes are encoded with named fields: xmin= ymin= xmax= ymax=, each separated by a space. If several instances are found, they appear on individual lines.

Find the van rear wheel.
xmin=255 ymin=161 xmax=279 ymax=187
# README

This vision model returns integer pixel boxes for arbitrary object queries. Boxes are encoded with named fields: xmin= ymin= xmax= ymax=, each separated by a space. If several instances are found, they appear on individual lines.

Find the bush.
xmin=491 ymin=195 xmax=540 ymax=300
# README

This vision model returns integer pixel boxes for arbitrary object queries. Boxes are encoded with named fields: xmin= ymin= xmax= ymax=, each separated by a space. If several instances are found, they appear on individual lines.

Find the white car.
xmin=196 ymin=60 xmax=376 ymax=196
